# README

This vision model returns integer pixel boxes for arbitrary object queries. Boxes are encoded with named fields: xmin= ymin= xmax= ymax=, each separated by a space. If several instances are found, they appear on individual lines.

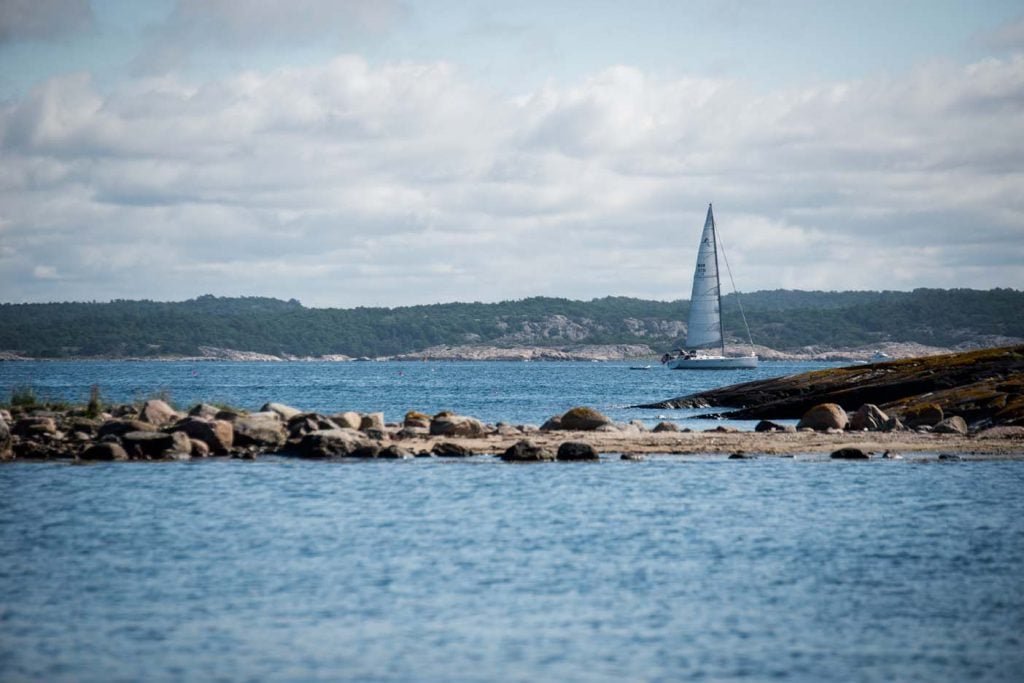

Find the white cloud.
xmin=1 ymin=52 xmax=1022 ymax=306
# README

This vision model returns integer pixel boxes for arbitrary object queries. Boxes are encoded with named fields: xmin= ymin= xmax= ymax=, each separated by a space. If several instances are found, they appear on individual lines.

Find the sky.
xmin=1 ymin=0 xmax=1022 ymax=307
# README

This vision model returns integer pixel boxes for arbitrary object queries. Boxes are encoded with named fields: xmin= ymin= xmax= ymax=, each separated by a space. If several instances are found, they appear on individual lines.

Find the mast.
xmin=709 ymin=204 xmax=726 ymax=356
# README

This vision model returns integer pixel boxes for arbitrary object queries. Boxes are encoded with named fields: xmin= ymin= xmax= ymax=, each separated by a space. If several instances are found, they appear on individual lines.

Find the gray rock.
xmin=80 ymin=442 xmax=128 ymax=461
xmin=297 ymin=428 xmax=373 ymax=458
xmin=261 ymin=402 xmax=302 ymax=421
xmin=500 ymin=439 xmax=556 ymax=462
xmin=360 ymin=412 xmax=386 ymax=432
xmin=432 ymin=441 xmax=474 ymax=457
xmin=233 ymin=416 xmax=287 ymax=450
xmin=849 ymin=404 xmax=889 ymax=431
xmin=652 ymin=421 xmax=679 ymax=433
xmin=430 ymin=414 xmax=486 ymax=438
xmin=0 ymin=419 xmax=11 ymax=460
xmin=540 ymin=416 xmax=563 ymax=431
xmin=556 ymin=442 xmax=599 ymax=461
xmin=933 ymin=415 xmax=968 ymax=435
xmin=331 ymin=411 xmax=363 ymax=430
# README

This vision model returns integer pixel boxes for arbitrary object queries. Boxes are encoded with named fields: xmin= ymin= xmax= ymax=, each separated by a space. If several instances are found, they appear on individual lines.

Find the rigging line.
xmin=715 ymin=225 xmax=756 ymax=351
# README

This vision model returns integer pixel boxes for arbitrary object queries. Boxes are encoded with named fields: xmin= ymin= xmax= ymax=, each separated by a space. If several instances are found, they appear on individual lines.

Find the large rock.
xmin=903 ymin=402 xmax=944 ymax=428
xmin=556 ymin=442 xmax=599 ymax=461
xmin=0 ymin=419 xmax=11 ymax=460
xmin=80 ymin=442 xmax=128 ymax=461
xmin=849 ymin=404 xmax=889 ymax=431
xmin=431 ymin=441 xmax=474 ymax=457
xmin=261 ymin=402 xmax=302 ymax=421
xmin=500 ymin=439 xmax=555 ymax=462
xmin=560 ymin=407 xmax=612 ymax=431
xmin=796 ymin=403 xmax=848 ymax=431
xmin=233 ymin=416 xmax=287 ymax=450
xmin=173 ymin=417 xmax=234 ymax=454
xmin=298 ymin=429 xmax=373 ymax=458
xmin=404 ymin=411 xmax=431 ymax=429
xmin=360 ymin=412 xmax=385 ymax=432
xmin=331 ymin=411 xmax=363 ymax=430
xmin=121 ymin=430 xmax=192 ymax=459
xmin=933 ymin=415 xmax=968 ymax=435
xmin=287 ymin=413 xmax=341 ymax=440
xmin=12 ymin=416 xmax=57 ymax=438
xmin=430 ymin=413 xmax=486 ymax=438
xmin=97 ymin=419 xmax=156 ymax=439
xmin=137 ymin=399 xmax=179 ymax=427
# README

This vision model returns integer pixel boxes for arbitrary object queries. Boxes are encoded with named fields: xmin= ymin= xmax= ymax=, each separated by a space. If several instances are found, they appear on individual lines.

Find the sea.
xmin=2 ymin=360 xmax=1023 ymax=682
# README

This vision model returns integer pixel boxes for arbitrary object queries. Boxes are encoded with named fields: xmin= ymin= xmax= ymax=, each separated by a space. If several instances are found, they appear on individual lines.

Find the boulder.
xmin=378 ymin=444 xmax=413 ymax=459
xmin=121 ymin=430 xmax=192 ymax=459
xmin=404 ymin=411 xmax=432 ymax=429
xmin=137 ymin=399 xmax=179 ymax=427
xmin=904 ymin=402 xmax=944 ymax=428
xmin=849 ymin=404 xmax=889 ymax=431
xmin=297 ymin=428 xmax=373 ymax=458
xmin=287 ymin=413 xmax=340 ymax=439
xmin=173 ymin=417 xmax=234 ymax=454
xmin=188 ymin=403 xmax=221 ymax=419
xmin=830 ymin=447 xmax=869 ymax=460
xmin=189 ymin=439 xmax=211 ymax=458
xmin=933 ymin=415 xmax=968 ymax=435
xmin=556 ymin=442 xmax=599 ymax=461
xmin=539 ymin=416 xmax=563 ymax=431
xmin=430 ymin=414 xmax=486 ymax=438
xmin=80 ymin=442 xmax=128 ymax=461
xmin=13 ymin=416 xmax=57 ymax=438
xmin=97 ymin=419 xmax=156 ymax=439
xmin=796 ymin=403 xmax=848 ymax=431
xmin=560 ymin=407 xmax=612 ymax=431
xmin=261 ymin=402 xmax=302 ymax=421
xmin=500 ymin=439 xmax=555 ymax=462
xmin=754 ymin=420 xmax=785 ymax=433
xmin=432 ymin=441 xmax=473 ymax=457
xmin=360 ymin=412 xmax=385 ymax=432
xmin=233 ymin=416 xmax=287 ymax=450
xmin=653 ymin=421 xmax=679 ymax=433
xmin=0 ymin=419 xmax=11 ymax=460
xmin=331 ymin=411 xmax=363 ymax=430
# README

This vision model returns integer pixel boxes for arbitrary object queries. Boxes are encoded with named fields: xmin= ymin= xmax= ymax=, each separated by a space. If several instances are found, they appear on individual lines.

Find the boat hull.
xmin=667 ymin=355 xmax=758 ymax=370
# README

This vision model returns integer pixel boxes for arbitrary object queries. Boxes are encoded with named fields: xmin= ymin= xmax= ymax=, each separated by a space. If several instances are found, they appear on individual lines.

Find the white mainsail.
xmin=685 ymin=204 xmax=724 ymax=351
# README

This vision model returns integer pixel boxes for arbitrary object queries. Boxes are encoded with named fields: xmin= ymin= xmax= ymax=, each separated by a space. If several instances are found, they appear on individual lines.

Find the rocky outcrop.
xmin=637 ymin=345 xmax=1024 ymax=430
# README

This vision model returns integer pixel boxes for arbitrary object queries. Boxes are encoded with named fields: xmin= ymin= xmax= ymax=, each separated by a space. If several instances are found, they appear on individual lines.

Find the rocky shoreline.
xmin=5 ymin=339 xmax=1022 ymax=363
xmin=3 ymin=397 xmax=1022 ymax=464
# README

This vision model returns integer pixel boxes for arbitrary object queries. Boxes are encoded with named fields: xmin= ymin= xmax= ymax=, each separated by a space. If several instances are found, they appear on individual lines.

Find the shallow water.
xmin=0 ymin=359 xmax=836 ymax=429
xmin=2 ymin=457 xmax=1023 ymax=682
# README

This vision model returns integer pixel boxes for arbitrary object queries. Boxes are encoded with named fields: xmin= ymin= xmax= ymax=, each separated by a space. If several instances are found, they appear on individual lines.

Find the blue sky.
xmin=1 ymin=1 xmax=1023 ymax=306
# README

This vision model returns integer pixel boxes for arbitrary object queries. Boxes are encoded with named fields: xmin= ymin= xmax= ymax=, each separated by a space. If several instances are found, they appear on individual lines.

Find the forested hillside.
xmin=0 ymin=289 xmax=1021 ymax=358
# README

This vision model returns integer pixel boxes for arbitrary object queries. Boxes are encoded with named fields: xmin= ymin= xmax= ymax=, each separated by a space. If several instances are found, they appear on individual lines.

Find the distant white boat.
xmin=663 ymin=204 xmax=758 ymax=370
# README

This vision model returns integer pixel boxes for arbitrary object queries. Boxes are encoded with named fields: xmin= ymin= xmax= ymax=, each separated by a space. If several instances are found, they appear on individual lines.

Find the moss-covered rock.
xmin=560 ymin=406 xmax=612 ymax=431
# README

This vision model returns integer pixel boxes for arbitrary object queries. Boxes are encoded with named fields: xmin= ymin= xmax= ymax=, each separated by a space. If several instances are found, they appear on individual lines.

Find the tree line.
xmin=0 ymin=289 xmax=1021 ymax=358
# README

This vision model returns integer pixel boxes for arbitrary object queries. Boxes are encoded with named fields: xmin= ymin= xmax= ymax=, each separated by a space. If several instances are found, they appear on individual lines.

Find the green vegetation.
xmin=0 ymin=289 xmax=1021 ymax=358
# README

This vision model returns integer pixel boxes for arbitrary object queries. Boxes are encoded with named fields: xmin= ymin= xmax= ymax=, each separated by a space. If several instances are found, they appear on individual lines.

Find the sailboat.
xmin=664 ymin=204 xmax=758 ymax=370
